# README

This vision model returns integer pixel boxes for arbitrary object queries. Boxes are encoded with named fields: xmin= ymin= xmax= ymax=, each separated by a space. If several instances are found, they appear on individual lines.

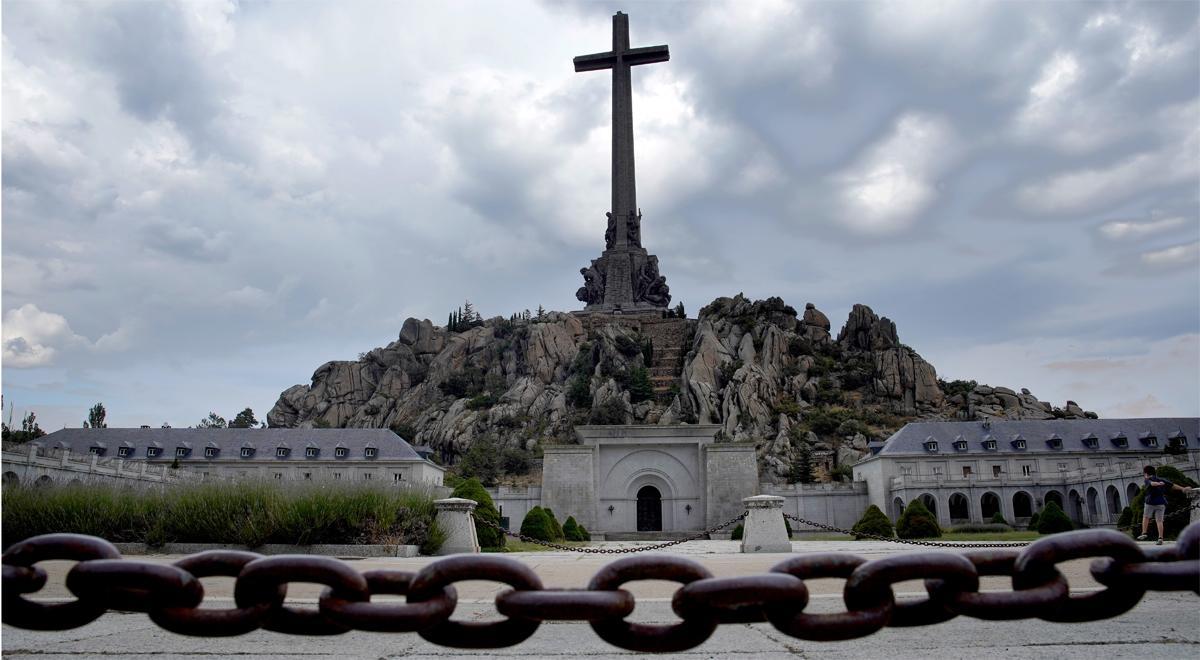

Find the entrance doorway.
xmin=636 ymin=485 xmax=662 ymax=531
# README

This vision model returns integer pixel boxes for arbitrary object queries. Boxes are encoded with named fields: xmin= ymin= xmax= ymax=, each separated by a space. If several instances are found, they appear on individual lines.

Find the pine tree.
xmin=462 ymin=300 xmax=476 ymax=325
xmin=536 ymin=305 xmax=546 ymax=321
xmin=790 ymin=443 xmax=814 ymax=484
xmin=85 ymin=403 xmax=107 ymax=429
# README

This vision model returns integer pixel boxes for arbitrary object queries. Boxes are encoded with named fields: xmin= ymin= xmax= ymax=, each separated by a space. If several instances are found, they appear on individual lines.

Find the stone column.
xmin=741 ymin=495 xmax=791 ymax=554
xmin=434 ymin=497 xmax=480 ymax=555
xmin=1189 ymin=490 xmax=1200 ymax=526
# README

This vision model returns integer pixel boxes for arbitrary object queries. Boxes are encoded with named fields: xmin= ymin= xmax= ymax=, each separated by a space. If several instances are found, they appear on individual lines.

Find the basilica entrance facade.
xmin=540 ymin=425 xmax=759 ymax=536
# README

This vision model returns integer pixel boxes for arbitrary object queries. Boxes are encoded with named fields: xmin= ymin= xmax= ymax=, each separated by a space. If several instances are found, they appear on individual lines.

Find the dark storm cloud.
xmin=3 ymin=0 xmax=1197 ymax=428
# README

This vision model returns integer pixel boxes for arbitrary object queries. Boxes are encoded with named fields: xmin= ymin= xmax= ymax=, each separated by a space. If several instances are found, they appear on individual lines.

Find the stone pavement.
xmin=5 ymin=540 xmax=1198 ymax=658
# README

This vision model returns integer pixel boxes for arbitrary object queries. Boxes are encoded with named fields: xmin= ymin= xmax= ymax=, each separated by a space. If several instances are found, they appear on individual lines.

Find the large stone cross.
xmin=574 ymin=12 xmax=668 ymax=249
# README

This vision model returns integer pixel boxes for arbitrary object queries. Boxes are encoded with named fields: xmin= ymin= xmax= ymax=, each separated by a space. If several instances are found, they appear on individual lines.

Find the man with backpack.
xmin=1138 ymin=465 xmax=1193 ymax=544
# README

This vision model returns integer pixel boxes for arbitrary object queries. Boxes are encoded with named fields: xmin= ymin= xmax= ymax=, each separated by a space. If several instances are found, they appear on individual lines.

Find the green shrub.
xmin=563 ymin=515 xmax=589 ymax=542
xmin=1 ymin=481 xmax=441 ymax=551
xmin=519 ymin=506 xmax=555 ymax=542
xmin=851 ymin=505 xmax=894 ymax=539
xmin=1116 ymin=506 xmax=1133 ymax=531
xmin=989 ymin=512 xmax=1009 ymax=526
xmin=949 ymin=523 xmax=1012 ymax=534
xmin=589 ymin=398 xmax=627 ymax=425
xmin=1129 ymin=466 xmax=1198 ymax=540
xmin=628 ymin=367 xmax=654 ymax=403
xmin=450 ymin=477 xmax=505 ymax=550
xmin=896 ymin=499 xmax=941 ymax=539
xmin=577 ymin=524 xmax=591 ymax=541
xmin=1036 ymin=501 xmax=1073 ymax=535
xmin=730 ymin=523 xmax=743 ymax=540
xmin=543 ymin=507 xmax=565 ymax=541
xmin=465 ymin=393 xmax=498 ymax=410
xmin=1027 ymin=510 xmax=1041 ymax=531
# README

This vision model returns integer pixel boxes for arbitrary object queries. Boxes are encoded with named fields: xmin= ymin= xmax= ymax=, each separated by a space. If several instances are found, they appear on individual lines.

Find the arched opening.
xmin=1107 ymin=485 xmax=1122 ymax=519
xmin=2 ymin=471 xmax=19 ymax=487
xmin=1127 ymin=483 xmax=1140 ymax=505
xmin=948 ymin=493 xmax=969 ymax=522
xmin=892 ymin=497 xmax=905 ymax=521
xmin=636 ymin=486 xmax=662 ymax=532
xmin=1013 ymin=491 xmax=1033 ymax=519
xmin=919 ymin=493 xmax=937 ymax=518
xmin=1086 ymin=487 xmax=1100 ymax=520
xmin=1068 ymin=489 xmax=1084 ymax=522
xmin=34 ymin=475 xmax=53 ymax=488
xmin=1044 ymin=490 xmax=1063 ymax=509
xmin=980 ymin=492 xmax=1001 ymax=520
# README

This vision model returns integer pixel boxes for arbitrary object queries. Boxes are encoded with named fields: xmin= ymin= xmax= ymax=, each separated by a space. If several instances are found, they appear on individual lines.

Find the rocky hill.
xmin=267 ymin=295 xmax=1095 ymax=483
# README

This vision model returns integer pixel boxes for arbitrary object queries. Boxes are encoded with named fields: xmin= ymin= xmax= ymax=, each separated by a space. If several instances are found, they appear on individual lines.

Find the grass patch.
xmin=483 ymin=539 xmax=592 ymax=553
xmin=792 ymin=530 xmax=1040 ymax=542
xmin=3 ymin=481 xmax=443 ymax=552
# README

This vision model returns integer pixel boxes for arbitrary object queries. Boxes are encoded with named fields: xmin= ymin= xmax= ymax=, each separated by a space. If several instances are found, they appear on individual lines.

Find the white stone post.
xmin=1189 ymin=490 xmax=1199 ymax=526
xmin=741 ymin=495 xmax=791 ymax=553
xmin=434 ymin=497 xmax=480 ymax=555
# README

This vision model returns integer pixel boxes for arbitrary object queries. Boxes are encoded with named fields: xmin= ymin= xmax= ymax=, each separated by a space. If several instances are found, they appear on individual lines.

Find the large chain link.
xmin=476 ymin=512 xmax=746 ymax=553
xmin=4 ymin=522 xmax=1198 ymax=651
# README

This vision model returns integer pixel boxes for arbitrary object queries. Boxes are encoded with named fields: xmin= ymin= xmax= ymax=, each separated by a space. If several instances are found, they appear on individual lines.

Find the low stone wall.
xmin=113 ymin=543 xmax=422 ymax=558
xmin=762 ymin=482 xmax=870 ymax=533
xmin=2 ymin=445 xmax=202 ymax=487
xmin=487 ymin=485 xmax=542 ymax=529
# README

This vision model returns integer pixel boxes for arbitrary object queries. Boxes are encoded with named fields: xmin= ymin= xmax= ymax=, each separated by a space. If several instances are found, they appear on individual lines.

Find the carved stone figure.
xmin=576 ymin=262 xmax=605 ymax=305
xmin=604 ymin=212 xmax=615 ymax=250
xmin=632 ymin=258 xmax=670 ymax=307
xmin=627 ymin=209 xmax=642 ymax=248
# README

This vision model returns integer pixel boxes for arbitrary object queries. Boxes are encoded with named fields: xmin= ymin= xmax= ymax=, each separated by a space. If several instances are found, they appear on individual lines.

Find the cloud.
xmin=2 ymin=304 xmax=88 ymax=367
xmin=1097 ymin=216 xmax=1188 ymax=241
xmin=832 ymin=113 xmax=958 ymax=236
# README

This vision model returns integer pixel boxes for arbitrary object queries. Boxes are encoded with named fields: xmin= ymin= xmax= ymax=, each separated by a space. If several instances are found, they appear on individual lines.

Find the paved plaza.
xmin=5 ymin=540 xmax=1198 ymax=659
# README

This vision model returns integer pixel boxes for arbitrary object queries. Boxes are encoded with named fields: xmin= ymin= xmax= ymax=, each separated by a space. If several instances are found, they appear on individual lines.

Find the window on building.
xmin=393 ymin=473 xmax=403 ymax=482
xmin=1095 ymin=462 xmax=1107 ymax=471
xmin=274 ymin=473 xmax=283 ymax=480
xmin=203 ymin=472 xmax=210 ymax=480
xmin=175 ymin=447 xmax=188 ymax=457
xmin=900 ymin=466 xmax=913 ymax=475
xmin=304 ymin=472 xmax=312 ymax=480
xmin=1021 ymin=465 xmax=1032 ymax=476
xmin=364 ymin=448 xmax=377 ymax=458
xmin=147 ymin=447 xmax=161 ymax=458
xmin=992 ymin=465 xmax=1002 ymax=477
xmin=1013 ymin=439 xmax=1027 ymax=450
xmin=240 ymin=447 xmax=253 ymax=458
xmin=931 ymin=466 xmax=943 ymax=476
xmin=117 ymin=447 xmax=131 ymax=458
xmin=983 ymin=439 xmax=997 ymax=451
xmin=89 ymin=446 xmax=103 ymax=455
xmin=305 ymin=447 xmax=318 ymax=458
xmin=335 ymin=447 xmax=347 ymax=458
xmin=1143 ymin=436 xmax=1158 ymax=448
xmin=1083 ymin=435 xmax=1099 ymax=449
xmin=962 ymin=466 xmax=972 ymax=477
xmin=1047 ymin=436 xmax=1063 ymax=449
xmin=1112 ymin=435 xmax=1128 ymax=448
xmin=953 ymin=440 xmax=968 ymax=452
xmin=363 ymin=472 xmax=373 ymax=480
xmin=204 ymin=447 xmax=217 ymax=458
xmin=276 ymin=447 xmax=289 ymax=458
xmin=1057 ymin=462 xmax=1067 ymax=471
xmin=333 ymin=472 xmax=342 ymax=480
xmin=924 ymin=440 xmax=939 ymax=453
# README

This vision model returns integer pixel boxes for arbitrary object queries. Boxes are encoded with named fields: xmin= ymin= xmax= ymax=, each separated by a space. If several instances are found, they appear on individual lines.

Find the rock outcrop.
xmin=268 ymin=294 xmax=1095 ymax=481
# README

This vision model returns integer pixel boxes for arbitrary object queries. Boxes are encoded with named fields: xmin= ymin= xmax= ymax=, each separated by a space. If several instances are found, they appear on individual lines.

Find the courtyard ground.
xmin=4 ymin=539 xmax=1198 ymax=659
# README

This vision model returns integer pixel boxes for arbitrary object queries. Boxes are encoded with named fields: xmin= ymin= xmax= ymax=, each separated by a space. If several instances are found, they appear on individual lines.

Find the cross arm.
xmin=574 ymin=51 xmax=617 ymax=72
xmin=624 ymin=45 xmax=669 ymax=66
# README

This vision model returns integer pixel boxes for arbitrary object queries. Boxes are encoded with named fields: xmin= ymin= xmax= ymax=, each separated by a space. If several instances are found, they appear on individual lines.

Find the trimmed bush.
xmin=1036 ymin=501 xmax=1073 ymax=535
xmin=543 ymin=507 xmax=565 ymax=541
xmin=519 ymin=506 xmax=555 ymax=542
xmin=989 ymin=512 xmax=1009 ymax=526
xmin=1027 ymin=510 xmax=1041 ymax=531
xmin=1116 ymin=506 xmax=1133 ymax=531
xmin=730 ymin=523 xmax=744 ymax=540
xmin=1 ymin=481 xmax=442 ymax=552
xmin=896 ymin=499 xmax=941 ymax=539
xmin=851 ymin=504 xmax=895 ymax=539
xmin=1130 ymin=466 xmax=1198 ymax=540
xmin=450 ymin=477 xmax=505 ymax=550
xmin=563 ymin=515 xmax=590 ymax=542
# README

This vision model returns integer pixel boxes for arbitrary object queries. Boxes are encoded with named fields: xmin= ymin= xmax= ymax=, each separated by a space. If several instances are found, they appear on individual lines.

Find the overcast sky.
xmin=3 ymin=0 xmax=1197 ymax=431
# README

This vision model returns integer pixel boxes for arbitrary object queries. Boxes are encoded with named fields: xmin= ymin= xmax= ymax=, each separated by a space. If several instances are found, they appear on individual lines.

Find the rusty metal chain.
xmin=5 ymin=523 xmax=1199 ymax=652
xmin=476 ymin=512 xmax=746 ymax=553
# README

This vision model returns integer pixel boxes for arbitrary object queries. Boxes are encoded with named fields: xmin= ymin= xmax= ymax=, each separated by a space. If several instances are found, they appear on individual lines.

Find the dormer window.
xmin=89 ymin=446 xmax=104 ymax=456
xmin=1011 ymin=434 xmax=1027 ymax=450
xmin=1082 ymin=433 xmax=1099 ymax=449
xmin=117 ymin=447 xmax=131 ymax=458
xmin=276 ymin=447 xmax=290 ymax=458
xmin=1168 ymin=431 xmax=1188 ymax=450
xmin=335 ymin=447 xmax=348 ymax=458
xmin=982 ymin=436 xmax=997 ymax=451
xmin=305 ymin=447 xmax=319 ymax=458
xmin=175 ymin=447 xmax=190 ymax=458
xmin=953 ymin=439 xmax=968 ymax=452
xmin=1139 ymin=432 xmax=1158 ymax=448
xmin=1112 ymin=434 xmax=1128 ymax=449
xmin=147 ymin=447 xmax=161 ymax=458
xmin=923 ymin=439 xmax=939 ymax=453
xmin=364 ymin=447 xmax=377 ymax=459
xmin=1046 ymin=435 xmax=1063 ymax=450
xmin=240 ymin=447 xmax=254 ymax=458
xmin=204 ymin=447 xmax=218 ymax=458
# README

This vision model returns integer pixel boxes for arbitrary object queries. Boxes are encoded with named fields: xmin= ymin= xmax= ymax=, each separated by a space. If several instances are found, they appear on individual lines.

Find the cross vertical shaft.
xmin=611 ymin=12 xmax=634 ymax=248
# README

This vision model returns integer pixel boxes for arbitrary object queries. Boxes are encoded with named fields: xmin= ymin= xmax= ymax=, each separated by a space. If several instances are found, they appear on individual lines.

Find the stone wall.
xmin=761 ymin=482 xmax=871 ymax=533
xmin=487 ymin=485 xmax=543 ymax=529
xmin=1 ymin=445 xmax=202 ymax=487
xmin=703 ymin=443 xmax=759 ymax=528
xmin=541 ymin=445 xmax=598 ymax=530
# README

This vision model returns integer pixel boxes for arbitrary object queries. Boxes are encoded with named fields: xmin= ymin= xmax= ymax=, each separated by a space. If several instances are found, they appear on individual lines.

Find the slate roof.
xmin=875 ymin=418 xmax=1199 ymax=456
xmin=40 ymin=428 xmax=424 ymax=461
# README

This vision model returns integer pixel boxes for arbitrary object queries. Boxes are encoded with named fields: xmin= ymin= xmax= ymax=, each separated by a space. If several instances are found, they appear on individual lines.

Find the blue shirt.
xmin=1144 ymin=477 xmax=1173 ymax=506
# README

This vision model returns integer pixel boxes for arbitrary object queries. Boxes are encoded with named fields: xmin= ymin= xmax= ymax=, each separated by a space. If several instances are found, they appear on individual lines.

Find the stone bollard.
xmin=740 ymin=495 xmax=791 ymax=553
xmin=1190 ymin=490 xmax=1200 ymax=526
xmin=434 ymin=497 xmax=480 ymax=555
